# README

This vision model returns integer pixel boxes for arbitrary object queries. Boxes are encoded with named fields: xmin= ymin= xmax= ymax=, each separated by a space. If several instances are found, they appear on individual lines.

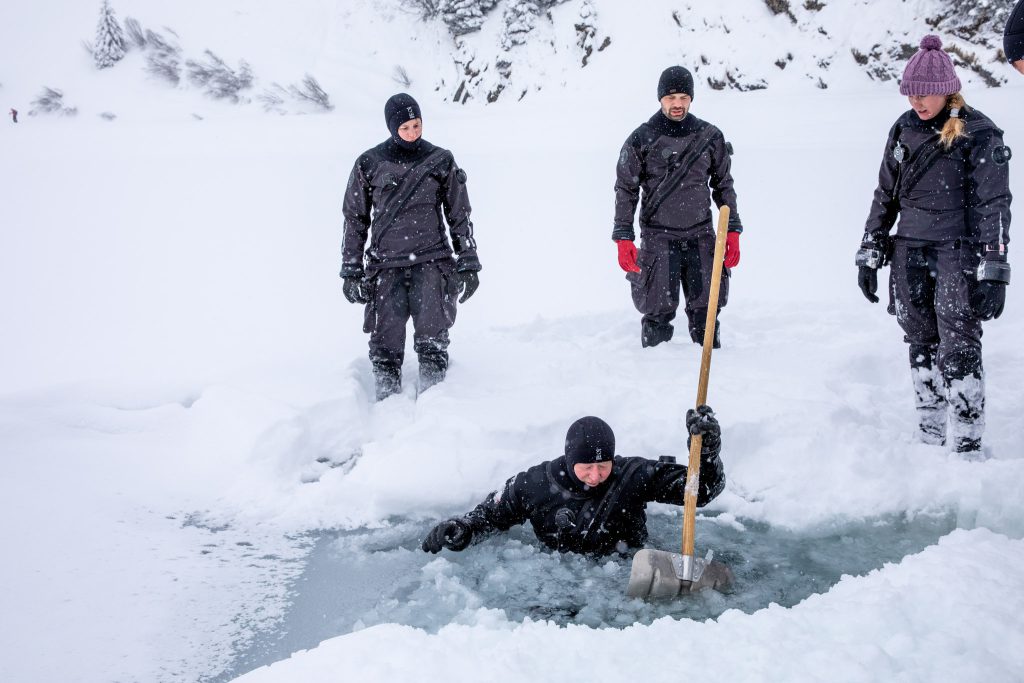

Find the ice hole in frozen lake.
xmin=216 ymin=510 xmax=954 ymax=680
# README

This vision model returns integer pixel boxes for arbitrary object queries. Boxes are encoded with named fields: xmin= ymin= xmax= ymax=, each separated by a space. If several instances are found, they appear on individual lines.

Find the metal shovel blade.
xmin=626 ymin=549 xmax=734 ymax=600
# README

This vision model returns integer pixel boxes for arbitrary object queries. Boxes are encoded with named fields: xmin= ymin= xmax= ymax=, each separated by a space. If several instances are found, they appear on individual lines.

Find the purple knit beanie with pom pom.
xmin=899 ymin=35 xmax=962 ymax=96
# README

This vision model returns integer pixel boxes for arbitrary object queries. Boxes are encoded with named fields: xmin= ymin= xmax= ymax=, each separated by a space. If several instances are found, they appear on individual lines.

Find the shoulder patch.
xmin=992 ymin=145 xmax=1012 ymax=166
xmin=455 ymin=168 xmax=468 ymax=183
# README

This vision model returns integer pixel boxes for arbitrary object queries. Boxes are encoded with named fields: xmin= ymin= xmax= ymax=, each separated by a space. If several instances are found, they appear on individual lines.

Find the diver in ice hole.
xmin=422 ymin=408 xmax=724 ymax=556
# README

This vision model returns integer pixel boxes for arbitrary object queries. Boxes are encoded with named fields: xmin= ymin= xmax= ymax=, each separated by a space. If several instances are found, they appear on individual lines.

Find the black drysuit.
xmin=341 ymin=139 xmax=480 ymax=377
xmin=863 ymin=107 xmax=1012 ymax=448
xmin=456 ymin=449 xmax=725 ymax=557
xmin=613 ymin=112 xmax=742 ymax=344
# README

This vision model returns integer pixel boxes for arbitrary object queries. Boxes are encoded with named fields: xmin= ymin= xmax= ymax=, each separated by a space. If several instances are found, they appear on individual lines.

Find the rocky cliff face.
xmin=401 ymin=0 xmax=1013 ymax=104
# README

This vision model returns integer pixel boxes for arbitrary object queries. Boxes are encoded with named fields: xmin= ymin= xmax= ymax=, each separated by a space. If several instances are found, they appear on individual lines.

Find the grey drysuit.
xmin=864 ymin=107 xmax=1012 ymax=448
xmin=342 ymin=138 xmax=480 ymax=382
xmin=613 ymin=112 xmax=742 ymax=344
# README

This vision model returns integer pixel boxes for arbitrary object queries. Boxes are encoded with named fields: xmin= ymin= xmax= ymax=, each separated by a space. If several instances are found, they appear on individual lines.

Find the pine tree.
xmin=500 ymin=0 xmax=540 ymax=50
xmin=439 ymin=0 xmax=499 ymax=36
xmin=94 ymin=0 xmax=126 ymax=70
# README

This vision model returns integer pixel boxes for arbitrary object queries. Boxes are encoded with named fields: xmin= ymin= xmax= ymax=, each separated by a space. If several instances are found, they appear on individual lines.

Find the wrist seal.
xmin=977 ymin=259 xmax=1010 ymax=284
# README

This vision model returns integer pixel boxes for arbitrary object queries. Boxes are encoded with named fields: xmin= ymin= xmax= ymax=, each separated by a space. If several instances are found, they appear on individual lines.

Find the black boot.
xmin=909 ymin=344 xmax=946 ymax=446
xmin=689 ymin=320 xmax=721 ymax=349
xmin=372 ymin=361 xmax=402 ymax=402
xmin=641 ymin=320 xmax=674 ymax=348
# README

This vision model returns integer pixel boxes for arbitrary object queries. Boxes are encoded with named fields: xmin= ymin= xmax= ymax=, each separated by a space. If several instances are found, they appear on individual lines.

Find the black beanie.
xmin=1006 ymin=1 xmax=1024 ymax=63
xmin=564 ymin=416 xmax=615 ymax=467
xmin=657 ymin=66 xmax=694 ymax=100
xmin=384 ymin=93 xmax=422 ymax=140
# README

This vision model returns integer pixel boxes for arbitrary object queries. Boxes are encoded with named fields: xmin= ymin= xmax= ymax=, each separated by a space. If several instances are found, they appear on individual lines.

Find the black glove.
xmin=342 ymin=276 xmax=370 ymax=305
xmin=686 ymin=404 xmax=721 ymax=459
xmin=971 ymin=281 xmax=1006 ymax=320
xmin=858 ymin=266 xmax=879 ymax=304
xmin=457 ymin=271 xmax=479 ymax=303
xmin=421 ymin=519 xmax=472 ymax=553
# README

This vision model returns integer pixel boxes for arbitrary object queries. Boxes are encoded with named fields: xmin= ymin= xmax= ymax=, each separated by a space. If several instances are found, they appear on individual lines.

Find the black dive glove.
xmin=858 ymin=267 xmax=879 ymax=304
xmin=855 ymin=234 xmax=889 ymax=304
xmin=686 ymin=405 xmax=721 ymax=460
xmin=971 ymin=281 xmax=1006 ymax=320
xmin=422 ymin=519 xmax=472 ymax=553
xmin=457 ymin=271 xmax=479 ymax=303
xmin=342 ymin=276 xmax=371 ymax=305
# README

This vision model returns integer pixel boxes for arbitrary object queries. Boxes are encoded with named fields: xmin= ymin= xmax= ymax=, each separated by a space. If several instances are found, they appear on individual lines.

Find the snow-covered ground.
xmin=2 ymin=1 xmax=1023 ymax=682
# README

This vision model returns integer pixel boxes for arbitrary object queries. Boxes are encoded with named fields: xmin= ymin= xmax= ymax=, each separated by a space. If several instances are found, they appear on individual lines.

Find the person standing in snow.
xmin=1006 ymin=0 xmax=1024 ymax=75
xmin=341 ymin=93 xmax=481 ymax=401
xmin=9 ymin=108 xmax=17 ymax=123
xmin=612 ymin=66 xmax=744 ymax=349
xmin=856 ymin=35 xmax=1012 ymax=456
xmin=422 ymin=407 xmax=724 ymax=556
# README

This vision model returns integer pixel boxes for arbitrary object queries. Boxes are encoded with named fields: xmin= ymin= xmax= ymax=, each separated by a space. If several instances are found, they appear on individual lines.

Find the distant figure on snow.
xmin=612 ymin=66 xmax=745 ymax=349
xmin=856 ymin=35 xmax=1012 ymax=457
xmin=341 ymin=93 xmax=482 ymax=401
xmin=422 ymin=407 xmax=724 ymax=556
xmin=1006 ymin=0 xmax=1024 ymax=75
xmin=9 ymin=108 xmax=17 ymax=123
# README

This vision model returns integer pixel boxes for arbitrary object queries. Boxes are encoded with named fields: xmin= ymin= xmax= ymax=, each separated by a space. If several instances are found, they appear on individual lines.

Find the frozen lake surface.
xmin=215 ymin=509 xmax=956 ymax=681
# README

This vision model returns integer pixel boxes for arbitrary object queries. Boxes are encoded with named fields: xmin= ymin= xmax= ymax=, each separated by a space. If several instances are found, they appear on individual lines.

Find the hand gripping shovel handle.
xmin=681 ymin=206 xmax=729 ymax=564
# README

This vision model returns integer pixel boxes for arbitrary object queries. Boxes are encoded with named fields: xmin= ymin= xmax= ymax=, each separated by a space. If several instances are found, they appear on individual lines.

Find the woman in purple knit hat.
xmin=855 ymin=35 xmax=1013 ymax=458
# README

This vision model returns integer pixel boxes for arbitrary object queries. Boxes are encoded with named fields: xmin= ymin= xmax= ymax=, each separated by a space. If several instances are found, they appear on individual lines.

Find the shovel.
xmin=626 ymin=206 xmax=735 ymax=600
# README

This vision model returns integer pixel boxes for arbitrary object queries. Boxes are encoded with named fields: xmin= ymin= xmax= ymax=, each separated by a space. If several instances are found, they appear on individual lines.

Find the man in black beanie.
xmin=422 ymin=406 xmax=725 ymax=556
xmin=1006 ymin=0 xmax=1024 ymax=75
xmin=341 ymin=93 xmax=482 ymax=400
xmin=612 ymin=66 xmax=745 ymax=349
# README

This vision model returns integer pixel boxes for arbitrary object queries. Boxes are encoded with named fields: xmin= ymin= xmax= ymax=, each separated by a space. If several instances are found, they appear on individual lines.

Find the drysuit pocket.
xmin=628 ymin=248 xmax=661 ymax=314
xmin=362 ymin=276 xmax=378 ymax=334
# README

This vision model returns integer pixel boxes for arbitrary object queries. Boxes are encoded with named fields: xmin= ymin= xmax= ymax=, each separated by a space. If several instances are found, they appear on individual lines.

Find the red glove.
xmin=617 ymin=240 xmax=640 ymax=273
xmin=724 ymin=232 xmax=741 ymax=268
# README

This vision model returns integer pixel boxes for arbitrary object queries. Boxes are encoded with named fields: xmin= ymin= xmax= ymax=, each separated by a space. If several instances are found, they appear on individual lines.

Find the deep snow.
xmin=1 ymin=1 xmax=1023 ymax=682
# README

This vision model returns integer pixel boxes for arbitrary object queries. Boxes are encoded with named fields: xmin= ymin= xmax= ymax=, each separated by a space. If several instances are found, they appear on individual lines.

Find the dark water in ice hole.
xmin=211 ymin=510 xmax=956 ymax=681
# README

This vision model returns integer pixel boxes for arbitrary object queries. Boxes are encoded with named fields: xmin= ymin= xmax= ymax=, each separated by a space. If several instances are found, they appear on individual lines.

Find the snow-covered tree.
xmin=93 ymin=0 xmax=126 ymax=69
xmin=439 ymin=0 xmax=499 ymax=36
xmin=500 ymin=0 xmax=540 ymax=50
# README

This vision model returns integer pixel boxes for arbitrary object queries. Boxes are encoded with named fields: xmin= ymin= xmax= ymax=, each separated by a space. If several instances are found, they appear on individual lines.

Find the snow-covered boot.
xmin=946 ymin=372 xmax=985 ymax=458
xmin=372 ymin=361 xmax=402 ymax=402
xmin=417 ymin=353 xmax=447 ymax=393
xmin=909 ymin=344 xmax=946 ymax=446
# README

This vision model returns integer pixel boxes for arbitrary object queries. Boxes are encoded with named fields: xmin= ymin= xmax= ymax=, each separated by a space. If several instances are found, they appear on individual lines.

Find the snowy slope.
xmin=1 ymin=2 xmax=1023 ymax=683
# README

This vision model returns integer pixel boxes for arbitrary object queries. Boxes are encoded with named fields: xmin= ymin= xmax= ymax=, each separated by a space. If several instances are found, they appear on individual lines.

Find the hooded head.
xmin=657 ymin=66 xmax=694 ymax=100
xmin=384 ymin=93 xmax=422 ymax=148
xmin=899 ymin=35 xmax=961 ymax=96
xmin=564 ymin=416 xmax=615 ymax=488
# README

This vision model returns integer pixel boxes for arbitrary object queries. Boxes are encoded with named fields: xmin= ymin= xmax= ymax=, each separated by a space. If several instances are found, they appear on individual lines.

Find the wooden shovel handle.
xmin=682 ymin=206 xmax=730 ymax=557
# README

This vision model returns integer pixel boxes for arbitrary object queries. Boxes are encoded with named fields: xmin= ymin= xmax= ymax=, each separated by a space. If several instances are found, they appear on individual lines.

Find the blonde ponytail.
xmin=939 ymin=93 xmax=969 ymax=149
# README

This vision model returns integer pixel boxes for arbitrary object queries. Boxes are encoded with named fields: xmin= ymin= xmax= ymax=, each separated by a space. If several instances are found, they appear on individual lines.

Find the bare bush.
xmin=393 ymin=65 xmax=412 ymax=87
xmin=186 ymin=50 xmax=254 ymax=103
xmin=145 ymin=30 xmax=182 ymax=85
xmin=257 ymin=84 xmax=288 ymax=113
xmin=29 ymin=87 xmax=78 ymax=116
xmin=124 ymin=17 xmax=146 ymax=49
xmin=288 ymin=74 xmax=333 ymax=111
